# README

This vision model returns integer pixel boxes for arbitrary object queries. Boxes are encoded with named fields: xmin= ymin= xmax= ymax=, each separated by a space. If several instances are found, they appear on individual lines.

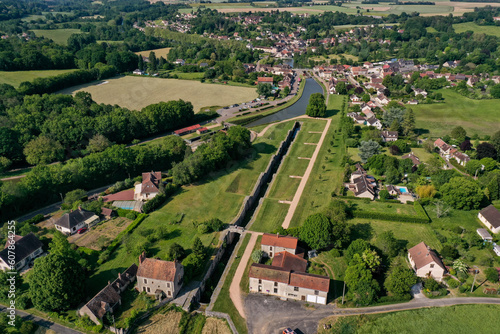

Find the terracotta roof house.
xmin=136 ymin=252 xmax=184 ymax=300
xmin=257 ymin=77 xmax=274 ymax=85
xmin=261 ymin=233 xmax=299 ymax=258
xmin=79 ymin=264 xmax=138 ymax=325
xmin=101 ymin=207 xmax=115 ymax=219
xmin=402 ymin=152 xmax=421 ymax=167
xmin=134 ymin=171 xmax=162 ymax=201
xmin=380 ymin=131 xmax=398 ymax=142
xmin=0 ymin=233 xmax=43 ymax=271
xmin=451 ymin=151 xmax=470 ymax=166
xmin=174 ymin=124 xmax=201 ymax=136
xmin=408 ymin=242 xmax=446 ymax=281
xmin=102 ymin=189 xmax=135 ymax=202
xmin=434 ymin=138 xmax=452 ymax=155
xmin=248 ymin=253 xmax=329 ymax=304
xmin=478 ymin=205 xmax=500 ymax=234
xmin=54 ymin=208 xmax=100 ymax=235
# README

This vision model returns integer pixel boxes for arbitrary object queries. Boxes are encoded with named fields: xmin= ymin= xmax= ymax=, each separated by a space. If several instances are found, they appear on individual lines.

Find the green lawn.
xmin=354 ymin=305 xmax=500 ymax=333
xmin=289 ymin=95 xmax=347 ymax=227
xmin=250 ymin=199 xmax=290 ymax=232
xmin=167 ymin=71 xmax=205 ymax=80
xmin=412 ymin=89 xmax=500 ymax=137
xmin=212 ymin=233 xmax=251 ymax=334
xmin=349 ymin=200 xmax=419 ymax=216
xmin=0 ymin=69 xmax=76 ymax=88
xmin=87 ymin=121 xmax=295 ymax=295
xmin=267 ymin=174 xmax=301 ymax=201
xmin=30 ymin=29 xmax=84 ymax=44
xmin=453 ymin=22 xmax=500 ymax=38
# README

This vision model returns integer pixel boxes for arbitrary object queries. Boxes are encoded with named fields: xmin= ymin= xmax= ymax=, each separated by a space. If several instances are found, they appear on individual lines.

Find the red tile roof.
xmin=174 ymin=124 xmax=201 ymax=135
xmin=289 ymin=272 xmax=330 ymax=292
xmin=137 ymin=258 xmax=179 ymax=282
xmin=257 ymin=77 xmax=274 ymax=83
xmin=249 ymin=263 xmax=290 ymax=283
xmin=261 ymin=234 xmax=298 ymax=250
xmin=141 ymin=171 xmax=161 ymax=194
xmin=408 ymin=242 xmax=445 ymax=271
xmin=272 ymin=252 xmax=307 ymax=272
xmin=102 ymin=189 xmax=134 ymax=202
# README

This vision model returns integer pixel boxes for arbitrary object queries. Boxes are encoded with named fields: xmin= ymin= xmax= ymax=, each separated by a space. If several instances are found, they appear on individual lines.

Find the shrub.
xmin=379 ymin=190 xmax=390 ymax=200
xmin=424 ymin=278 xmax=440 ymax=291
xmin=485 ymin=267 xmax=499 ymax=283
xmin=329 ymin=248 xmax=341 ymax=257
xmin=441 ymin=245 xmax=459 ymax=260
xmin=459 ymin=284 xmax=471 ymax=293
xmin=126 ymin=212 xmax=138 ymax=220
xmin=447 ymin=279 xmax=460 ymax=289
xmin=197 ymin=224 xmax=209 ymax=234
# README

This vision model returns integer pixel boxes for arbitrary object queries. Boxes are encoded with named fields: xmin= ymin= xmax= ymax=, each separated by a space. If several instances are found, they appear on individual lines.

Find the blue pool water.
xmin=399 ymin=187 xmax=408 ymax=193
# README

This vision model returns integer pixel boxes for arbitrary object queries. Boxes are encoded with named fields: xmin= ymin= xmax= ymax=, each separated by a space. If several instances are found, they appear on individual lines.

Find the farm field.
xmin=30 ymin=29 xmax=83 ymax=44
xmin=135 ymin=308 xmax=182 ymax=334
xmin=135 ymin=47 xmax=171 ymax=59
xmin=412 ymin=89 xmax=500 ymax=138
xmin=86 ymin=119 xmax=295 ymax=295
xmin=58 ymin=75 xmax=257 ymax=112
xmin=0 ymin=69 xmax=76 ymax=87
xmin=68 ymin=217 xmax=132 ymax=251
xmin=453 ymin=22 xmax=500 ymax=37
xmin=319 ymin=305 xmax=500 ymax=334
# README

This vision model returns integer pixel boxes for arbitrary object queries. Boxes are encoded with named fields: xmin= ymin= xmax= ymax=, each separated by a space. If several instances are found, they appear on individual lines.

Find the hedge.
xmin=142 ymin=184 xmax=178 ymax=213
xmin=23 ymin=214 xmax=45 ymax=225
xmin=414 ymin=201 xmax=431 ymax=222
xmin=106 ymin=213 xmax=148 ymax=254
xmin=352 ymin=210 xmax=430 ymax=224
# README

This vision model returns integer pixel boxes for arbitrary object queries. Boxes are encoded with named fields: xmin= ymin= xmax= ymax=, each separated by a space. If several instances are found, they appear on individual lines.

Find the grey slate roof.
xmin=0 ymin=233 xmax=42 ymax=266
xmin=54 ymin=209 xmax=97 ymax=230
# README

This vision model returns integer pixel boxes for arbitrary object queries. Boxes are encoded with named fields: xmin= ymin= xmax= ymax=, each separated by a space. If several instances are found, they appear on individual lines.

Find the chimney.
xmin=108 ymin=280 xmax=111 ymax=285
xmin=277 ymin=232 xmax=279 ymax=238
xmin=139 ymin=251 xmax=146 ymax=264
xmin=118 ymin=272 xmax=122 ymax=280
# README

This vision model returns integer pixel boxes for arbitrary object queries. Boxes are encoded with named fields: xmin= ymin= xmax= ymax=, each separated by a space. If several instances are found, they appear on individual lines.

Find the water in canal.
xmin=245 ymin=77 xmax=323 ymax=128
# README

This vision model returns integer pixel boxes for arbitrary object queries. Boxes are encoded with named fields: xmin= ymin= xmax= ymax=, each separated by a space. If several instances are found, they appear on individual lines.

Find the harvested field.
xmin=202 ymin=318 xmax=232 ymax=334
xmin=58 ymin=76 xmax=257 ymax=112
xmin=135 ymin=47 xmax=171 ymax=59
xmin=69 ymin=217 xmax=132 ymax=250
xmin=136 ymin=311 xmax=182 ymax=334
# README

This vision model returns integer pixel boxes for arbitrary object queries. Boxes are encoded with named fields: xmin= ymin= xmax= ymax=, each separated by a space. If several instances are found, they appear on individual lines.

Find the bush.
xmin=328 ymin=248 xmax=341 ymax=257
xmin=485 ymin=267 xmax=499 ymax=283
xmin=447 ymin=278 xmax=460 ymax=289
xmin=197 ymin=224 xmax=210 ymax=234
xmin=459 ymin=284 xmax=471 ymax=293
xmin=424 ymin=278 xmax=440 ymax=291
xmin=126 ymin=212 xmax=138 ymax=220
xmin=441 ymin=245 xmax=459 ymax=260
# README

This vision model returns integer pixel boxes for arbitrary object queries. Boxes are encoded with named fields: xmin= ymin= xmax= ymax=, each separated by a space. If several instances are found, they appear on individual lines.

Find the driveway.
xmin=0 ymin=305 xmax=83 ymax=334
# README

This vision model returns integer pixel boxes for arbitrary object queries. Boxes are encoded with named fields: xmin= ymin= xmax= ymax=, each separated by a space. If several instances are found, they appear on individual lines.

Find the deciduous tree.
xmin=23 ymin=136 xmax=64 ymax=165
xmin=384 ymin=267 xmax=417 ymax=297
xmin=441 ymin=177 xmax=484 ymax=210
xmin=306 ymin=93 xmax=326 ymax=117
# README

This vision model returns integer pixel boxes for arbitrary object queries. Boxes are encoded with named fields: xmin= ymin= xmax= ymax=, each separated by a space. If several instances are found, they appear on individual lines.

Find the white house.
xmin=134 ymin=171 xmax=162 ymax=201
xmin=478 ymin=205 xmax=500 ymax=234
xmin=0 ymin=233 xmax=43 ymax=271
xmin=380 ymin=131 xmax=398 ymax=142
xmin=408 ymin=242 xmax=446 ymax=281
xmin=54 ymin=208 xmax=100 ymax=235
xmin=365 ymin=116 xmax=383 ymax=130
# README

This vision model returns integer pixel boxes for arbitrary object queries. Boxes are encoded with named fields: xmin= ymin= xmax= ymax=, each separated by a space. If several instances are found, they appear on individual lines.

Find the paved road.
xmin=15 ymin=184 xmax=112 ymax=223
xmin=282 ymin=117 xmax=331 ymax=229
xmin=0 ymin=305 xmax=83 ymax=334
xmin=245 ymin=294 xmax=500 ymax=334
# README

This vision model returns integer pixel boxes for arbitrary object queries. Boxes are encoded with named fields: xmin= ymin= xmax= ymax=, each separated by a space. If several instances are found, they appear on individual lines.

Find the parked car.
xmin=77 ymin=227 xmax=88 ymax=234
xmin=282 ymin=329 xmax=297 ymax=334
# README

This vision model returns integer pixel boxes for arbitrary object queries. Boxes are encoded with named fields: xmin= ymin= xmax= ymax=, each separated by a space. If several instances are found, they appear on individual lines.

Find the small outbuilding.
xmin=478 ymin=205 xmax=500 ymax=234
xmin=476 ymin=228 xmax=493 ymax=242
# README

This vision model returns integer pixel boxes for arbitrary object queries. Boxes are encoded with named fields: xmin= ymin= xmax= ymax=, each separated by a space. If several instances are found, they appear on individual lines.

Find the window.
xmin=147 ymin=287 xmax=150 ymax=293
xmin=274 ymin=282 xmax=278 ymax=287
xmin=258 ymin=279 xmax=262 ymax=284
xmin=274 ymin=288 xmax=278 ymax=293
xmin=144 ymin=279 xmax=147 ymax=284
xmin=167 ymin=282 xmax=171 ymax=288
xmin=314 ymin=290 xmax=319 ymax=295
xmin=270 ymin=246 xmax=273 ymax=251
xmin=294 ymin=287 xmax=299 ymax=292
xmin=430 ymin=264 xmax=434 ymax=268
xmin=143 ymin=287 xmax=146 ymax=292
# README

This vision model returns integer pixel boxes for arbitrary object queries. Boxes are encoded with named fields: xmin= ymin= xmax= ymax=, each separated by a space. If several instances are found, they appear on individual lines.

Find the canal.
xmin=245 ymin=77 xmax=323 ymax=128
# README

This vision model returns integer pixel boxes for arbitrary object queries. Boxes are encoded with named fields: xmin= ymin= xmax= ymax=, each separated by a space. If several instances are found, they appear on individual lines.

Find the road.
xmin=15 ymin=184 xmax=112 ymax=223
xmin=0 ymin=305 xmax=83 ymax=334
xmin=245 ymin=294 xmax=500 ymax=334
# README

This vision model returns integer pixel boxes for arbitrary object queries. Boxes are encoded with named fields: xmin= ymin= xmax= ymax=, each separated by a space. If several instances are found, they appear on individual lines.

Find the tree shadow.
xmin=349 ymin=223 xmax=373 ymax=241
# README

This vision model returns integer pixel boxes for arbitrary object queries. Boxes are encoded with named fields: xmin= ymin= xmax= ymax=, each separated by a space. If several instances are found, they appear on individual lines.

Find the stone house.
xmin=136 ymin=252 xmax=184 ymax=301
xmin=261 ymin=233 xmax=298 ymax=258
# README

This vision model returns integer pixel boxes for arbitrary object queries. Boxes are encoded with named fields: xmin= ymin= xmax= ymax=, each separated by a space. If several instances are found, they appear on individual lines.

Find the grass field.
xmin=86 ymin=118 xmax=294 ymax=295
xmin=30 ymin=29 xmax=84 ymax=44
xmin=453 ymin=22 xmax=500 ymax=37
xmin=412 ymin=89 xmax=500 ymax=138
xmin=319 ymin=305 xmax=500 ymax=333
xmin=0 ymin=69 xmax=76 ymax=87
xmin=289 ymin=94 xmax=347 ymax=227
xmin=250 ymin=199 xmax=290 ymax=232
xmin=58 ymin=75 xmax=257 ymax=112
xmin=135 ymin=47 xmax=171 ymax=59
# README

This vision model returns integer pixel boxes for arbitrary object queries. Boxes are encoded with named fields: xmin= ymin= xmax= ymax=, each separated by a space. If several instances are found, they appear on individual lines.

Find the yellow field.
xmin=58 ymin=76 xmax=258 ymax=112
xmin=135 ymin=47 xmax=172 ymax=59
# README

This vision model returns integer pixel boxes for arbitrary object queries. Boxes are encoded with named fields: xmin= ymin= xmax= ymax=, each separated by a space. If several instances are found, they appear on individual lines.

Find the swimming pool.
xmin=398 ymin=187 xmax=408 ymax=193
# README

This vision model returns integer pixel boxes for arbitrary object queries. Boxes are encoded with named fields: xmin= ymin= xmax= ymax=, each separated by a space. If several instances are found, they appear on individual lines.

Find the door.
xmin=258 ymin=285 xmax=262 ymax=292
xmin=307 ymin=295 xmax=317 ymax=303
xmin=301 ymin=295 xmax=305 ymax=301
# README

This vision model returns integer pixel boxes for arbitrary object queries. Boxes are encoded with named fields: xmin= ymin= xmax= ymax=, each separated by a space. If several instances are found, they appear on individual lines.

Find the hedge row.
xmin=142 ymin=184 xmax=178 ymax=214
xmin=23 ymin=214 xmax=45 ymax=225
xmin=106 ymin=213 xmax=148 ymax=254
xmin=352 ymin=210 xmax=430 ymax=224
xmin=414 ymin=201 xmax=431 ymax=222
